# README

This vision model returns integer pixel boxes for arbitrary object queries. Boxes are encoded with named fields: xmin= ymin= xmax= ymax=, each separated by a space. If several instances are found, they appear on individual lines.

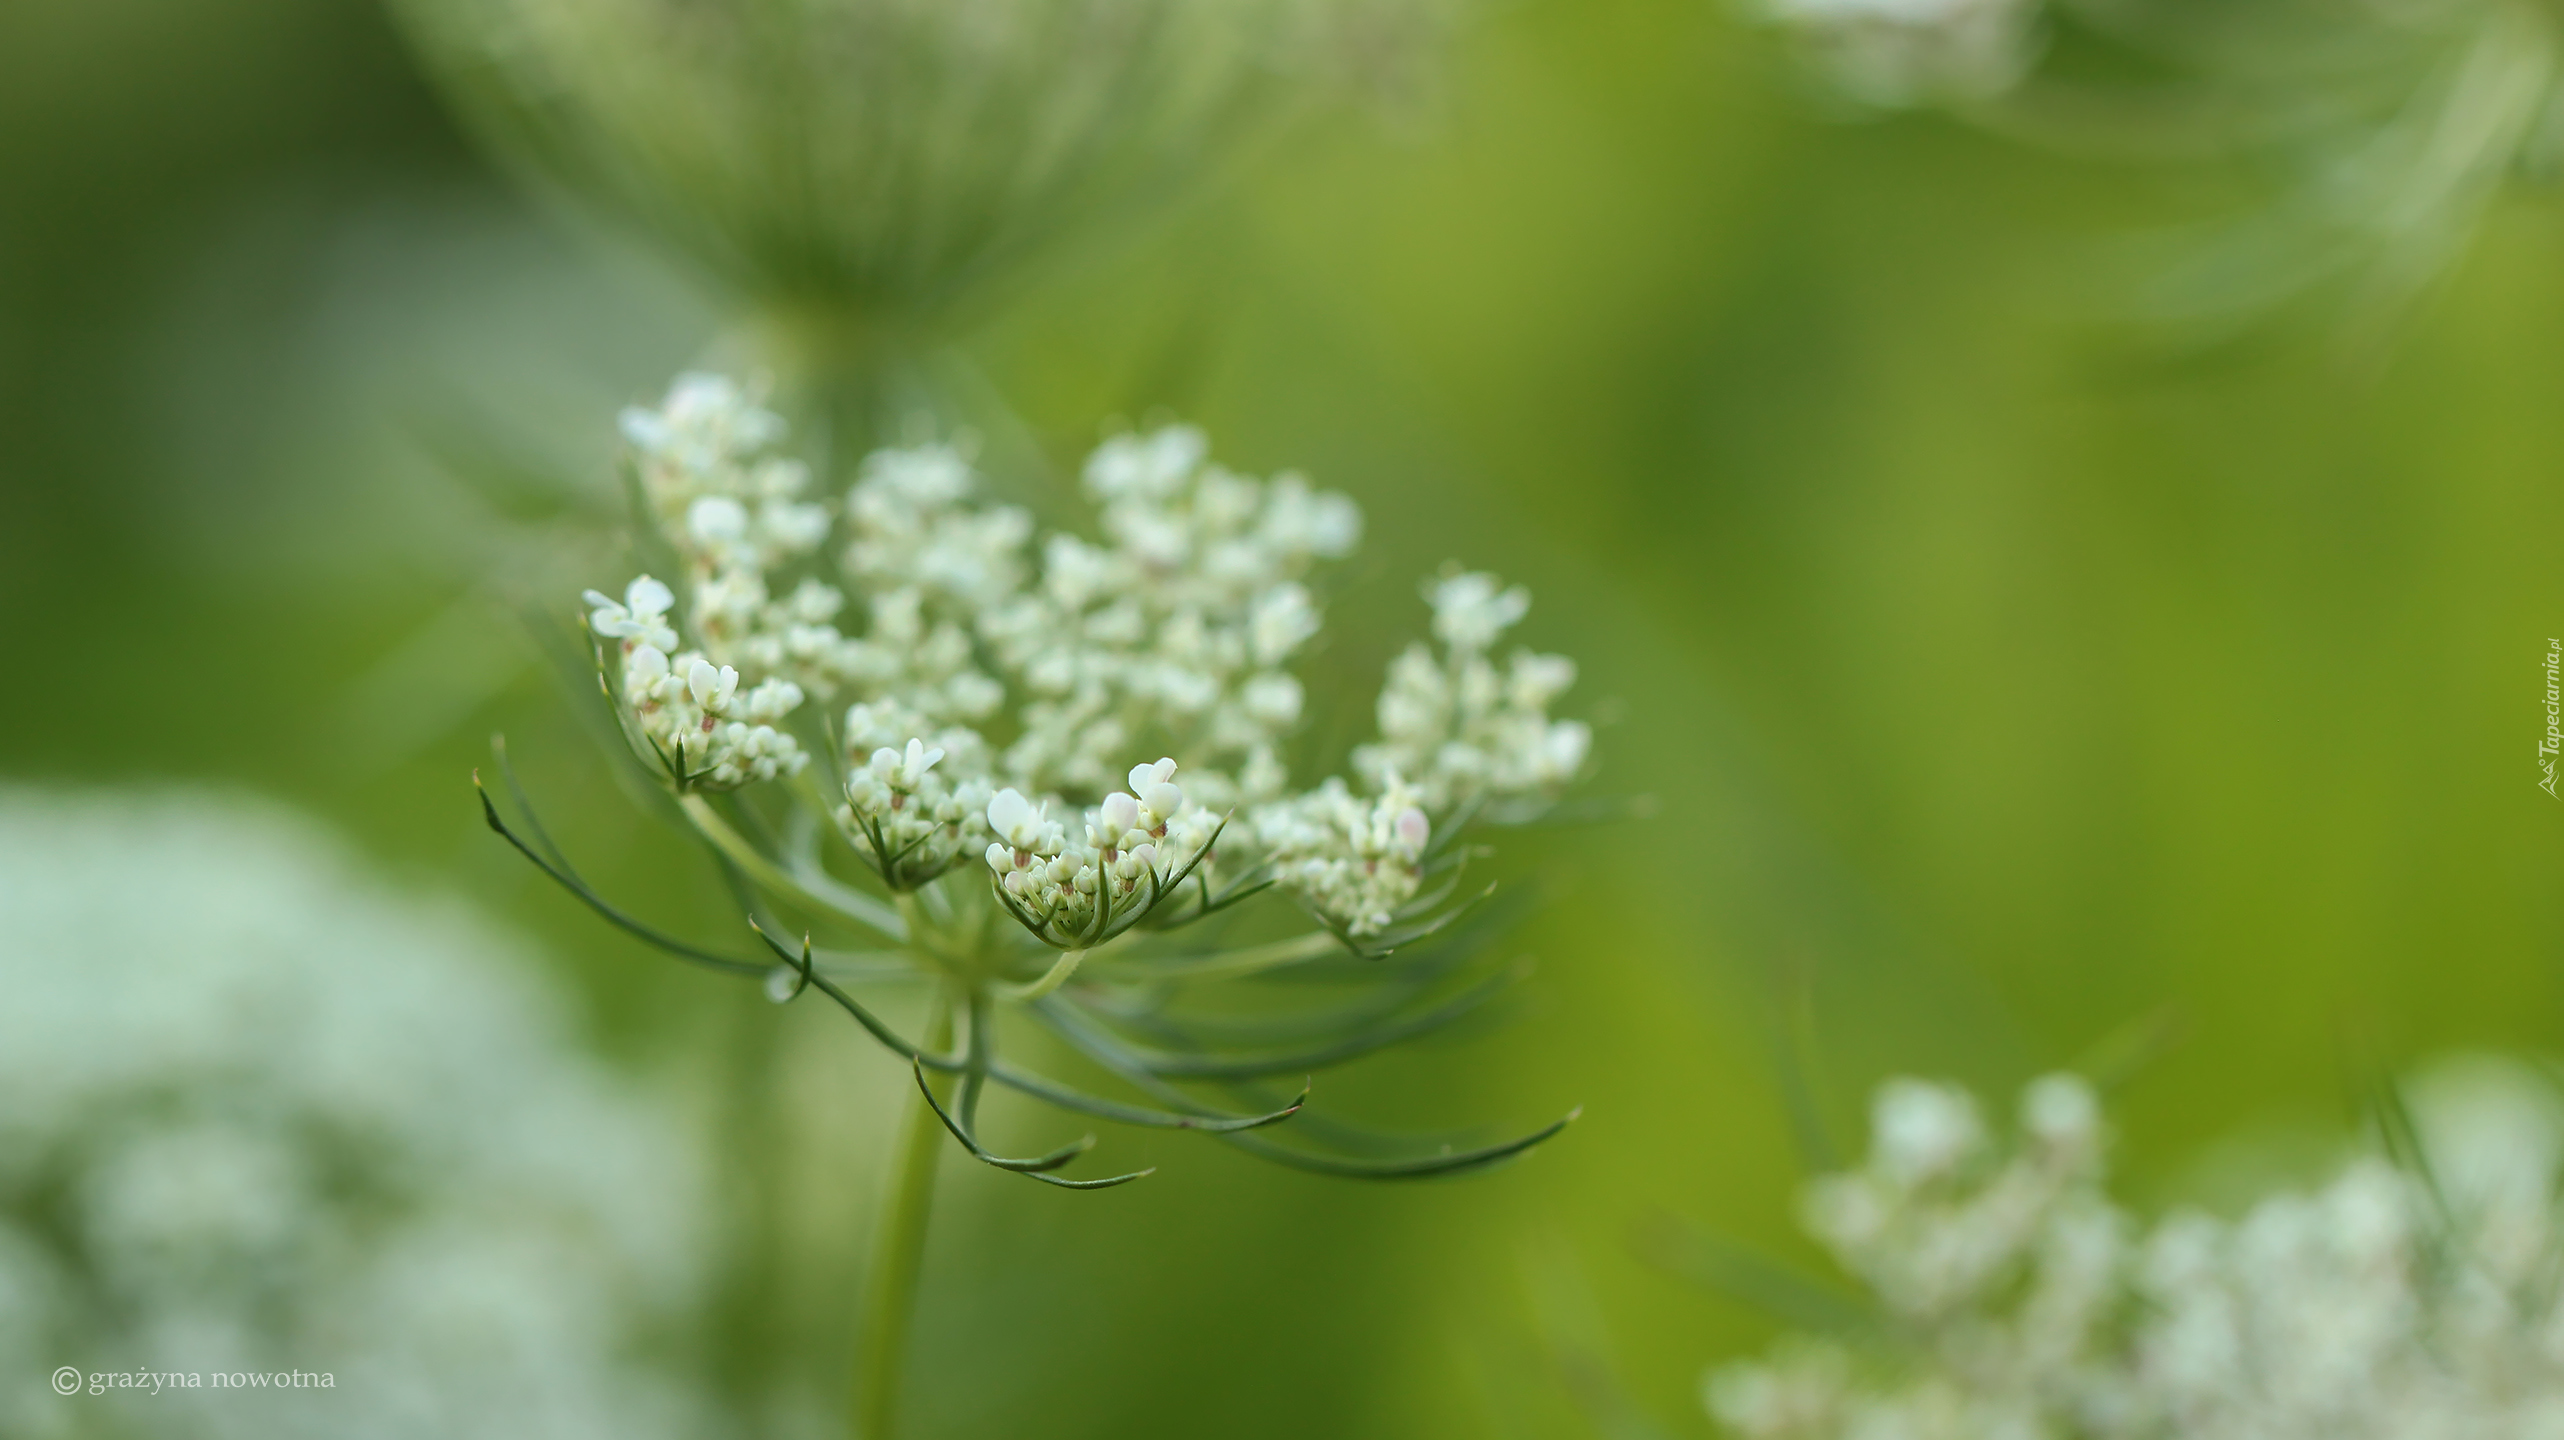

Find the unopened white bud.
xmin=687 ymin=495 xmax=748 ymax=543
xmin=1873 ymin=1079 xmax=1983 ymax=1183
xmin=2022 ymin=1073 xmax=2099 ymax=1153
xmin=1394 ymin=807 xmax=1430 ymax=852
xmin=1100 ymin=792 xmax=1140 ymax=834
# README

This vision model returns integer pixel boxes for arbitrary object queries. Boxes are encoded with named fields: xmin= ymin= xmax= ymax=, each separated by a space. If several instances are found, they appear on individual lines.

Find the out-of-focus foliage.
xmin=1761 ymin=0 xmax=2564 ymax=338
xmin=5 ymin=0 xmax=2564 ymax=1436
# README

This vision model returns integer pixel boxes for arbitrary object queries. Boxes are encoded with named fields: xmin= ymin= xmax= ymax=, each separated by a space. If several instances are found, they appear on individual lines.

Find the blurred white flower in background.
xmin=1709 ymin=1057 xmax=2564 ymax=1439
xmin=0 ymin=788 xmax=713 ymax=1440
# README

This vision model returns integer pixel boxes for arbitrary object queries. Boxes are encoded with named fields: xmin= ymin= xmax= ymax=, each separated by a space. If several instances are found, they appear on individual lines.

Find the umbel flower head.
xmin=1706 ymin=1058 xmax=2564 ymax=1439
xmin=483 ymin=372 xmax=1592 ymax=1185
xmin=392 ymin=0 xmax=1462 ymax=335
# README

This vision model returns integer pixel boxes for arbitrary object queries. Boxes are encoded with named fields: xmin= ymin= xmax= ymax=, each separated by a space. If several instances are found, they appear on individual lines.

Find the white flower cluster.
xmin=1252 ymin=776 xmax=1434 ymax=938
xmin=587 ymin=575 xmax=809 ymax=790
xmin=587 ymin=375 xmax=1590 ymax=931
xmin=840 ymin=737 xmax=996 ymax=889
xmin=1352 ymin=571 xmax=1591 ymax=814
xmin=979 ymin=424 xmax=1359 ymax=804
xmin=1709 ymin=1060 xmax=2564 ymax=1440
xmin=1760 ymin=0 xmax=2042 ymax=108
xmin=0 ymin=788 xmax=712 ymax=1440
xmin=622 ymin=372 xmax=830 ymax=566
xmin=983 ymin=759 xmax=1220 ymax=942
xmin=838 ymin=443 xmax=1028 ymax=726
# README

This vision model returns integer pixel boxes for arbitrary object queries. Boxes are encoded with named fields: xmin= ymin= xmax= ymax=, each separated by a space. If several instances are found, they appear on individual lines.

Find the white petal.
xmin=626 ymin=575 xmax=674 ymax=616
xmin=986 ymin=789 xmax=1032 ymax=838
xmin=687 ymin=496 xmax=749 ymax=542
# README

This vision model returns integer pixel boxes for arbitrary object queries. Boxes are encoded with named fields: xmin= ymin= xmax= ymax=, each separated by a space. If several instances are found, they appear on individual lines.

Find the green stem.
xmin=1092 ymin=930 xmax=1336 ymax=983
xmin=677 ymin=792 xmax=906 ymax=941
xmin=709 ymin=983 xmax=790 ymax=1411
xmin=991 ymin=947 xmax=1083 ymax=1002
xmin=851 ymin=982 xmax=954 ymax=1440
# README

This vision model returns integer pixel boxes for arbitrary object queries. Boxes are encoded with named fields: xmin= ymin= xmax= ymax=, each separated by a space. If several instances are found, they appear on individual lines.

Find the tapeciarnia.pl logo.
xmin=2542 ymin=638 xmax=2560 ymax=798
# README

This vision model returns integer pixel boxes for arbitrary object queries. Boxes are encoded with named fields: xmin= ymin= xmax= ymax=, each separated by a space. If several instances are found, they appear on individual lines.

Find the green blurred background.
xmin=7 ymin=0 xmax=2564 ymax=1434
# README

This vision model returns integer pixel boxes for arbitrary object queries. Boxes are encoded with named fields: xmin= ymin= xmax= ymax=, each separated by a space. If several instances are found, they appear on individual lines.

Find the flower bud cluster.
xmin=1252 ymin=776 xmax=1433 ymax=936
xmin=1352 ymin=571 xmax=1591 ymax=813
xmin=620 ymin=374 xmax=828 ymax=565
xmin=979 ymin=425 xmax=1361 ymax=803
xmin=839 ymin=738 xmax=994 ymax=888
xmin=584 ymin=374 xmax=1592 ymax=936
xmin=824 ymin=443 xmax=1027 ymax=725
xmin=982 ymin=759 xmax=1214 ymax=942
xmin=596 ymin=382 xmax=1375 ymax=805
xmin=614 ymin=374 xmax=854 ymax=688
xmin=589 ymin=574 xmax=808 ymax=789
xmin=1709 ymin=1061 xmax=2564 ymax=1440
